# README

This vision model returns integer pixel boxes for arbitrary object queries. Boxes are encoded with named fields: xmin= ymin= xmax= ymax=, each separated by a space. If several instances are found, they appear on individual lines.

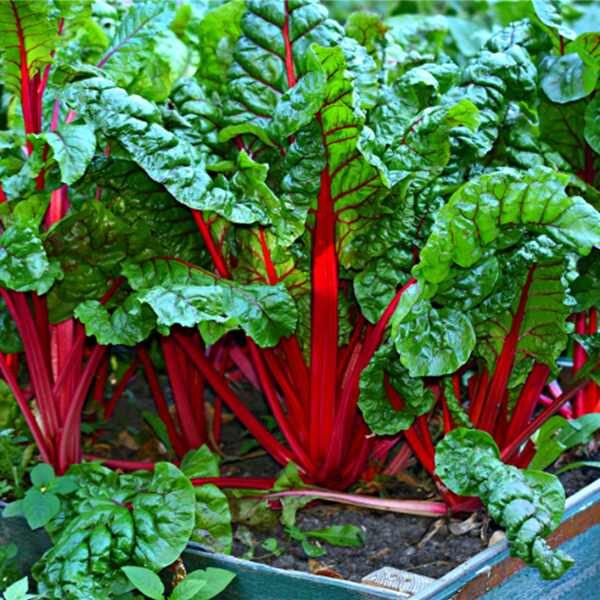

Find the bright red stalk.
xmin=161 ymin=335 xmax=204 ymax=448
xmin=58 ymin=344 xmax=108 ymax=471
xmin=174 ymin=330 xmax=293 ymax=467
xmin=191 ymin=210 xmax=231 ymax=278
xmin=137 ymin=346 xmax=187 ymax=457
xmin=247 ymin=341 xmax=314 ymax=472
xmin=323 ymin=280 xmax=416 ymax=477
xmin=309 ymin=167 xmax=338 ymax=463
xmin=478 ymin=265 xmax=536 ymax=432
xmin=504 ymin=363 xmax=550 ymax=446
xmin=573 ymin=311 xmax=588 ymax=417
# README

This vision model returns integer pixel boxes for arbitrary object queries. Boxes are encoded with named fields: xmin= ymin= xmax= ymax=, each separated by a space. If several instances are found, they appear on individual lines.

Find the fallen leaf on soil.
xmin=89 ymin=442 xmax=112 ymax=455
xmin=417 ymin=518 xmax=445 ymax=547
xmin=448 ymin=513 xmax=480 ymax=536
xmin=138 ymin=437 xmax=168 ymax=460
xmin=117 ymin=430 xmax=139 ymax=451
xmin=308 ymin=560 xmax=344 ymax=579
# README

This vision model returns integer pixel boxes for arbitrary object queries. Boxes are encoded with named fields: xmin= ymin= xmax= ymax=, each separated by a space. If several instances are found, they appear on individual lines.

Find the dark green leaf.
xmin=555 ymin=461 xmax=600 ymax=475
xmin=30 ymin=463 xmax=55 ymax=488
xmin=530 ymin=414 xmax=600 ymax=470
xmin=34 ymin=463 xmax=195 ymax=596
xmin=75 ymin=295 xmax=157 ymax=346
xmin=122 ymin=566 xmax=165 ymax=600
xmin=36 ymin=123 xmax=96 ymax=185
xmin=190 ymin=484 xmax=233 ymax=555
xmin=22 ymin=489 xmax=60 ymax=530
xmin=0 ymin=225 xmax=62 ymax=294
xmin=359 ymin=340 xmax=435 ymax=435
xmin=123 ymin=258 xmax=297 ymax=347
xmin=541 ymin=54 xmax=598 ymax=104
xmin=304 ymin=525 xmax=364 ymax=548
xmin=391 ymin=285 xmax=476 ymax=377
xmin=183 ymin=568 xmax=235 ymax=600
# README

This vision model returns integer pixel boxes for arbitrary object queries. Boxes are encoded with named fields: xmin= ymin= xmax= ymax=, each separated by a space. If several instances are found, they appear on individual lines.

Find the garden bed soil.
xmin=227 ymin=452 xmax=599 ymax=583
xmin=85 ymin=376 xmax=600 ymax=584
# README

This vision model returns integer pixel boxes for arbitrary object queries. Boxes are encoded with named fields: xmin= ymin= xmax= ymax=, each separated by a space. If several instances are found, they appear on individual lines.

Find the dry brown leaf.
xmin=308 ymin=560 xmax=344 ymax=579
xmin=117 ymin=430 xmax=139 ymax=451
xmin=448 ymin=513 xmax=481 ymax=536
xmin=417 ymin=518 xmax=445 ymax=548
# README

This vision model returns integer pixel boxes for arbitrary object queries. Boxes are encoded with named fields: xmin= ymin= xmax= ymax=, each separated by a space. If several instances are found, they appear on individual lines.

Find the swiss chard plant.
xmin=0 ymin=0 xmax=172 ymax=473
xmin=64 ymin=0 xmax=600 ymax=503
xmin=0 ymin=0 xmax=227 ymax=472
xmin=62 ymin=0 xmax=492 ymax=491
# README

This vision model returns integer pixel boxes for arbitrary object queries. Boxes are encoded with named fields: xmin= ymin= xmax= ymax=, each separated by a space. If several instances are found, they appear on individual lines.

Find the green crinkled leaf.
xmin=436 ymin=428 xmax=573 ymax=579
xmin=123 ymin=258 xmax=297 ymax=347
xmin=180 ymin=446 xmax=220 ymax=478
xmin=268 ymin=68 xmax=327 ymax=143
xmin=65 ymin=77 xmax=211 ymax=209
xmin=414 ymin=167 xmax=600 ymax=287
xmin=97 ymin=1 xmax=178 ymax=102
xmin=345 ymin=11 xmax=387 ymax=67
xmin=541 ymin=54 xmax=598 ymax=104
xmin=36 ymin=123 xmax=97 ymax=185
xmin=33 ymin=462 xmax=196 ymax=597
xmin=75 ymin=295 xmax=157 ymax=346
xmin=539 ymin=98 xmax=587 ymax=175
xmin=0 ymin=225 xmax=62 ymax=294
xmin=391 ymin=285 xmax=476 ymax=377
xmin=190 ymin=484 xmax=233 ymax=555
xmin=45 ymin=200 xmax=149 ymax=323
xmin=167 ymin=78 xmax=226 ymax=157
xmin=194 ymin=151 xmax=289 ymax=232
xmin=82 ymin=157 xmax=208 ymax=266
xmin=310 ymin=44 xmax=388 ymax=269
xmin=192 ymin=0 xmax=244 ymax=92
xmin=359 ymin=340 xmax=435 ymax=435
xmin=475 ymin=259 xmax=574 ymax=385
xmin=224 ymin=0 xmax=341 ymax=130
